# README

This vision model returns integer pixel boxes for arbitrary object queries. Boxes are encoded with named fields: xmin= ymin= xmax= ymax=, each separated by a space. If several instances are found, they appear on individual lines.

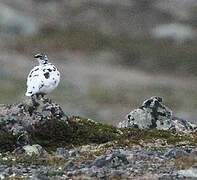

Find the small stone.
xmin=164 ymin=148 xmax=188 ymax=159
xmin=69 ymin=149 xmax=79 ymax=157
xmin=22 ymin=144 xmax=47 ymax=156
xmin=92 ymin=150 xmax=129 ymax=168
xmin=111 ymin=169 xmax=124 ymax=177
xmin=191 ymin=148 xmax=197 ymax=155
xmin=55 ymin=148 xmax=69 ymax=158
xmin=64 ymin=160 xmax=77 ymax=171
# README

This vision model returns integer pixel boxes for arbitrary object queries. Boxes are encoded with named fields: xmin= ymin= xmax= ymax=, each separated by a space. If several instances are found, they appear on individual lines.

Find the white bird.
xmin=26 ymin=53 xmax=60 ymax=105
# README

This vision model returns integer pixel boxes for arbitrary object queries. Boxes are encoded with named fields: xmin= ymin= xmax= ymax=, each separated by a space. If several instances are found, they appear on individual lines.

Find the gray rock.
xmin=19 ymin=144 xmax=47 ymax=156
xmin=191 ymin=148 xmax=197 ymax=157
xmin=42 ymin=102 xmax=68 ymax=120
xmin=69 ymin=149 xmax=80 ymax=158
xmin=164 ymin=148 xmax=189 ymax=159
xmin=92 ymin=150 xmax=129 ymax=168
xmin=0 ymin=100 xmax=70 ymax=150
xmin=119 ymin=96 xmax=172 ymax=130
xmin=55 ymin=148 xmax=69 ymax=158
xmin=64 ymin=160 xmax=78 ymax=171
xmin=170 ymin=117 xmax=196 ymax=132
xmin=14 ymin=144 xmax=47 ymax=156
xmin=119 ymin=96 xmax=196 ymax=132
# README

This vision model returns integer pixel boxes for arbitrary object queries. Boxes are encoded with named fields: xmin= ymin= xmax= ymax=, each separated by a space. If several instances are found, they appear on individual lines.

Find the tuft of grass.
xmin=119 ymin=128 xmax=196 ymax=145
xmin=0 ymin=131 xmax=18 ymax=152
xmin=46 ymin=171 xmax=64 ymax=177
xmin=0 ymin=153 xmax=66 ymax=167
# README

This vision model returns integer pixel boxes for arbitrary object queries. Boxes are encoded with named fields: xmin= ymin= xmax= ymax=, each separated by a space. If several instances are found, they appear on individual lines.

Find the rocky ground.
xmin=0 ymin=97 xmax=197 ymax=179
xmin=0 ymin=142 xmax=197 ymax=179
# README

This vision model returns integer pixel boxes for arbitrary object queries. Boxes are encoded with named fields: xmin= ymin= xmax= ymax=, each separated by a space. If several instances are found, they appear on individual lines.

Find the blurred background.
xmin=0 ymin=0 xmax=197 ymax=125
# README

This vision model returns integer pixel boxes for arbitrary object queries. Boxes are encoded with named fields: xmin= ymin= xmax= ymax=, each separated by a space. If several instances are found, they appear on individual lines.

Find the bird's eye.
xmin=128 ymin=114 xmax=131 ymax=119
xmin=33 ymin=86 xmax=35 ymax=89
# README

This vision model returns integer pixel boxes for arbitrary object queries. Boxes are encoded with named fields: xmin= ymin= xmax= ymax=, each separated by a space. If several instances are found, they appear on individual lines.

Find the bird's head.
xmin=34 ymin=53 xmax=48 ymax=65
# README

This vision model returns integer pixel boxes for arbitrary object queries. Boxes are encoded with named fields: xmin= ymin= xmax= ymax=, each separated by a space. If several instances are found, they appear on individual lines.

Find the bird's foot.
xmin=42 ymin=97 xmax=52 ymax=104
xmin=36 ymin=93 xmax=51 ymax=104
xmin=31 ymin=95 xmax=40 ymax=107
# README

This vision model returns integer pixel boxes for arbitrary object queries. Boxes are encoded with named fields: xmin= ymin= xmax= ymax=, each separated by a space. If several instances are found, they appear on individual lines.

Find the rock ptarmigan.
xmin=26 ymin=53 xmax=60 ymax=105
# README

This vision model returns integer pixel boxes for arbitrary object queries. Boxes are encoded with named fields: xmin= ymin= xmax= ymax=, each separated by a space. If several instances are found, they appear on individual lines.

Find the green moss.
xmin=31 ymin=116 xmax=121 ymax=151
xmin=0 ymin=114 xmax=196 ymax=152
xmin=32 ymin=116 xmax=196 ymax=151
xmin=69 ymin=116 xmax=121 ymax=144
xmin=0 ymin=153 xmax=67 ymax=167
xmin=0 ymin=131 xmax=18 ymax=152
xmin=118 ymin=128 xmax=196 ymax=146
xmin=46 ymin=171 xmax=64 ymax=177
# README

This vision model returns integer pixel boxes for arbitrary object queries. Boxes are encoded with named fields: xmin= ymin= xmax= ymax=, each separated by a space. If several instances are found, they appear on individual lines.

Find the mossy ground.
xmin=0 ymin=153 xmax=66 ymax=167
xmin=31 ymin=116 xmax=121 ymax=151
xmin=0 ymin=131 xmax=18 ymax=152
xmin=0 ymin=114 xmax=196 ymax=152
xmin=0 ymin=114 xmax=197 ymax=150
xmin=31 ymin=116 xmax=197 ymax=151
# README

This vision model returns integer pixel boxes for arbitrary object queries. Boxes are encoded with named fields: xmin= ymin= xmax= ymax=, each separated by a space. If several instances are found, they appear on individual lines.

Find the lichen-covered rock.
xmin=118 ymin=96 xmax=196 ymax=132
xmin=0 ymin=101 xmax=69 ymax=150
xmin=15 ymin=144 xmax=47 ymax=156
xmin=119 ymin=108 xmax=154 ymax=129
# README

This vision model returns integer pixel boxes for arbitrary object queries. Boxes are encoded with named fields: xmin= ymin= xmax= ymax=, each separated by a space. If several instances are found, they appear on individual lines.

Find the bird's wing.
xmin=26 ymin=66 xmax=44 ymax=96
xmin=27 ymin=66 xmax=41 ymax=82
xmin=26 ymin=76 xmax=44 ymax=96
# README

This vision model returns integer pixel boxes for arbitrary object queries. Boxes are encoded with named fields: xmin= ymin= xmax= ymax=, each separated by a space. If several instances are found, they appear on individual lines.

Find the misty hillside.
xmin=0 ymin=0 xmax=197 ymax=124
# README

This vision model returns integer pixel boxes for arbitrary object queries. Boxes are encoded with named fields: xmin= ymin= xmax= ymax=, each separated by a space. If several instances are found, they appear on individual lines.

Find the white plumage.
xmin=26 ymin=53 xmax=60 ymax=97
